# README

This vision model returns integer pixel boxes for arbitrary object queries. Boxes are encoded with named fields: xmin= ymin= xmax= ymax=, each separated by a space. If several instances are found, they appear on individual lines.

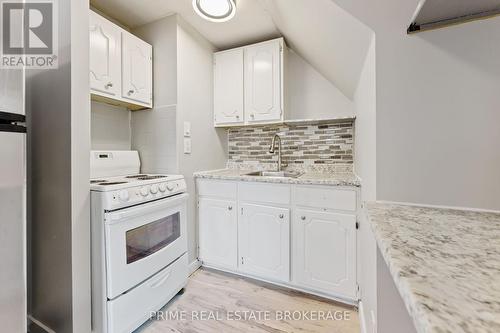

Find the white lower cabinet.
xmin=239 ymin=203 xmax=290 ymax=282
xmin=197 ymin=179 xmax=358 ymax=302
xmin=198 ymin=198 xmax=238 ymax=270
xmin=293 ymin=209 xmax=357 ymax=299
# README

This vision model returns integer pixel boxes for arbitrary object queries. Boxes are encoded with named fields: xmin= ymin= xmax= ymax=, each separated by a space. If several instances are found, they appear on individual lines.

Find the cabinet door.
xmin=244 ymin=40 xmax=282 ymax=123
xmin=239 ymin=203 xmax=289 ymax=282
xmin=122 ymin=33 xmax=152 ymax=107
xmin=214 ymin=49 xmax=244 ymax=126
xmin=199 ymin=198 xmax=238 ymax=270
xmin=294 ymin=209 xmax=357 ymax=299
xmin=89 ymin=11 xmax=121 ymax=97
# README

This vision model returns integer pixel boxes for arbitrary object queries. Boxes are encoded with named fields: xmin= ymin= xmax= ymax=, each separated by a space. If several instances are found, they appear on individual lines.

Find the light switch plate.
xmin=183 ymin=121 xmax=191 ymax=137
xmin=184 ymin=138 xmax=192 ymax=154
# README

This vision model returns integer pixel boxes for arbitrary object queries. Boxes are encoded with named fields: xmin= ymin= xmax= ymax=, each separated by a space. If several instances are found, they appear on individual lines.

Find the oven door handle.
xmin=149 ymin=269 xmax=172 ymax=289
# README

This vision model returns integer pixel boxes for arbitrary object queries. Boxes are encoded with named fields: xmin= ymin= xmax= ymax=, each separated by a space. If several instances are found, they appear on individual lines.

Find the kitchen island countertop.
xmin=366 ymin=202 xmax=500 ymax=333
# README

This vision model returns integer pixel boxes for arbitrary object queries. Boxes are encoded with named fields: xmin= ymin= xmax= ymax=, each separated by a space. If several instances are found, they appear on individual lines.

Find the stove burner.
xmin=98 ymin=182 xmax=128 ymax=186
xmin=90 ymin=180 xmax=106 ymax=184
xmin=137 ymin=176 xmax=168 ymax=180
xmin=125 ymin=175 xmax=148 ymax=178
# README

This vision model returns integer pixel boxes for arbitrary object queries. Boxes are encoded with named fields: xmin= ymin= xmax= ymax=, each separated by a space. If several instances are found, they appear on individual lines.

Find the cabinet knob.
xmin=228 ymin=206 xmax=233 ymax=211
xmin=250 ymin=114 xmax=255 ymax=118
xmin=279 ymin=214 xmax=284 ymax=219
xmin=236 ymin=115 xmax=240 ymax=119
xmin=105 ymin=82 xmax=113 ymax=89
xmin=128 ymin=89 xmax=135 ymax=95
xmin=301 ymin=216 xmax=306 ymax=221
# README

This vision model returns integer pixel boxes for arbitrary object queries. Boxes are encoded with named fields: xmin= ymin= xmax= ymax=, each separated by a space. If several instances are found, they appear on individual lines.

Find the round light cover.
xmin=193 ymin=0 xmax=236 ymax=22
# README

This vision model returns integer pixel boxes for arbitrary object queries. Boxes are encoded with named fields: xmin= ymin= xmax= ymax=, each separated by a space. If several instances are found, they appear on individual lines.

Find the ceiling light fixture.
xmin=193 ymin=0 xmax=236 ymax=23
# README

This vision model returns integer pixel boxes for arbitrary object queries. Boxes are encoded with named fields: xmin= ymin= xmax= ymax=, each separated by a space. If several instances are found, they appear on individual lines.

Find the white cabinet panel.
xmin=197 ymin=180 xmax=237 ymax=198
xmin=293 ymin=209 xmax=357 ymax=300
xmin=89 ymin=11 xmax=121 ymax=97
xmin=239 ymin=203 xmax=289 ymax=282
xmin=199 ymin=198 xmax=238 ymax=270
xmin=244 ymin=40 xmax=282 ymax=123
xmin=238 ymin=182 xmax=290 ymax=205
xmin=122 ymin=33 xmax=153 ymax=107
xmin=214 ymin=49 xmax=244 ymax=126
xmin=294 ymin=186 xmax=357 ymax=212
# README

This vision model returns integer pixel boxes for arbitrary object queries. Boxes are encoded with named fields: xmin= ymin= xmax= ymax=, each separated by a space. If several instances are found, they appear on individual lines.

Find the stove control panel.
xmin=102 ymin=179 xmax=187 ymax=210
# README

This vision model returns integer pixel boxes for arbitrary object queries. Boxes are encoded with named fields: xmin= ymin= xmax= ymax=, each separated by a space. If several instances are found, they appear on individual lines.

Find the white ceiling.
xmin=90 ymin=0 xmax=373 ymax=99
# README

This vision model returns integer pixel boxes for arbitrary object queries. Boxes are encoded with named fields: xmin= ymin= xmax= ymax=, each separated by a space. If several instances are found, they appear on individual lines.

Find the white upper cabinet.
xmin=293 ymin=209 xmax=357 ymax=299
xmin=89 ymin=11 xmax=121 ymax=98
xmin=239 ymin=203 xmax=290 ymax=283
xmin=121 ymin=33 xmax=152 ymax=106
xmin=89 ymin=11 xmax=153 ymax=110
xmin=244 ymin=40 xmax=283 ymax=124
xmin=198 ymin=197 xmax=238 ymax=270
xmin=213 ymin=38 xmax=285 ymax=127
xmin=214 ymin=49 xmax=244 ymax=125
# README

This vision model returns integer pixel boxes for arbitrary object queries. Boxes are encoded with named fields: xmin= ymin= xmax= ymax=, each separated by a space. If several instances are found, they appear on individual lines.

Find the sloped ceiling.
xmin=90 ymin=0 xmax=373 ymax=99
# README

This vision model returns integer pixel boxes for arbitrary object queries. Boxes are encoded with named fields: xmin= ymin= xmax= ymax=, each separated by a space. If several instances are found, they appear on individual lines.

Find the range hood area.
xmin=408 ymin=0 xmax=500 ymax=33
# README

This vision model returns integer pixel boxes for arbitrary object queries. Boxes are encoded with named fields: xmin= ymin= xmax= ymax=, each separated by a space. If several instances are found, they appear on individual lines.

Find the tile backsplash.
xmin=228 ymin=121 xmax=354 ymax=167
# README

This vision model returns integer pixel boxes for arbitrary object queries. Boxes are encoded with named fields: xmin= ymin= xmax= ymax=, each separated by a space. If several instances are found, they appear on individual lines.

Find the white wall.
xmin=354 ymin=34 xmax=377 ymax=333
xmin=334 ymin=0 xmax=500 ymax=211
xmin=91 ymin=101 xmax=131 ymax=150
xmin=132 ymin=15 xmax=227 ymax=266
xmin=132 ymin=105 xmax=178 ymax=173
xmin=176 ymin=17 xmax=228 ymax=265
xmin=287 ymin=50 xmax=355 ymax=120
xmin=354 ymin=36 xmax=376 ymax=202
xmin=27 ymin=0 xmax=91 ymax=331
xmin=70 ymin=0 xmax=91 ymax=330
xmin=132 ymin=15 xmax=179 ymax=174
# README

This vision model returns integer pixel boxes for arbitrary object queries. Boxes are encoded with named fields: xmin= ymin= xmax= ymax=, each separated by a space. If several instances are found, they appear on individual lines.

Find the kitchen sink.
xmin=244 ymin=171 xmax=304 ymax=178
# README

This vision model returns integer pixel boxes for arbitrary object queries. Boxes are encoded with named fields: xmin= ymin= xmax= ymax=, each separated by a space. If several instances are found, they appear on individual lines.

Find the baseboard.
xmin=189 ymin=259 xmax=202 ymax=276
xmin=359 ymin=301 xmax=368 ymax=333
xmin=28 ymin=315 xmax=56 ymax=333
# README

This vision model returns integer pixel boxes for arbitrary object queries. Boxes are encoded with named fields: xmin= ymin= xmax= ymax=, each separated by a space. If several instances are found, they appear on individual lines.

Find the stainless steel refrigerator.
xmin=0 ymin=70 xmax=26 ymax=332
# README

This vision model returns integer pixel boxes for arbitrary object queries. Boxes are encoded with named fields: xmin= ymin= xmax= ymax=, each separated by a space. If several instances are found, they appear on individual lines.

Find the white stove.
xmin=90 ymin=151 xmax=188 ymax=333
xmin=90 ymin=151 xmax=187 ymax=211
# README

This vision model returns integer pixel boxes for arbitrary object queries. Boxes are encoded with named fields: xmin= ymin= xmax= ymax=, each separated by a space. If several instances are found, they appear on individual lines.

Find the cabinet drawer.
xmin=107 ymin=254 xmax=188 ymax=333
xmin=239 ymin=182 xmax=290 ymax=205
xmin=294 ymin=186 xmax=357 ymax=211
xmin=197 ymin=179 xmax=237 ymax=198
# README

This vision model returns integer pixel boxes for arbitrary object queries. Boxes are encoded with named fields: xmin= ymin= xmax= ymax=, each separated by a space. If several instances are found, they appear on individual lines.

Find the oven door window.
xmin=126 ymin=212 xmax=180 ymax=264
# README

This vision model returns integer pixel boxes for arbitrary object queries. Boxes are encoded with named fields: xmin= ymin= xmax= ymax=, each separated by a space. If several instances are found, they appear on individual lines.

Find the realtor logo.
xmin=1 ymin=0 xmax=58 ymax=68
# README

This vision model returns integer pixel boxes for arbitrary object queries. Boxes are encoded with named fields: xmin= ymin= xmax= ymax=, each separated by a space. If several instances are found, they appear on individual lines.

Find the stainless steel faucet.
xmin=269 ymin=134 xmax=284 ymax=172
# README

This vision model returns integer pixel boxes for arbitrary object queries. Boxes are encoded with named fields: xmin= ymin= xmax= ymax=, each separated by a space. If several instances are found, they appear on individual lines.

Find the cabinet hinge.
xmin=356 ymin=222 xmax=359 ymax=229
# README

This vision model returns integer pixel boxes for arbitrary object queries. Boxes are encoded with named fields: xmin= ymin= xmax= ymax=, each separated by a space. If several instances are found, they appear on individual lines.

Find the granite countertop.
xmin=365 ymin=202 xmax=500 ymax=333
xmin=193 ymin=168 xmax=360 ymax=187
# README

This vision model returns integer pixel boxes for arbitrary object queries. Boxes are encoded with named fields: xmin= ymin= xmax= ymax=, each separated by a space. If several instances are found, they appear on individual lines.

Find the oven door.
xmin=104 ymin=193 xmax=188 ymax=299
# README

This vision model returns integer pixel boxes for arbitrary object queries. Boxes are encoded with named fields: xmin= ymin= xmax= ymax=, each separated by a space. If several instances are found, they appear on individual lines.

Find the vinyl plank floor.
xmin=136 ymin=268 xmax=359 ymax=333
